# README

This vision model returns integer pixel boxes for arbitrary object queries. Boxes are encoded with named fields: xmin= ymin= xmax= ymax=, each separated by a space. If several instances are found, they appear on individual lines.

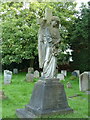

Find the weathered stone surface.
xmin=74 ymin=70 xmax=80 ymax=76
xmin=16 ymin=79 xmax=73 ymax=118
xmin=34 ymin=70 xmax=39 ymax=78
xmin=72 ymin=71 xmax=78 ymax=77
xmin=26 ymin=67 xmax=34 ymax=82
xmin=79 ymin=72 xmax=90 ymax=91
xmin=61 ymin=70 xmax=67 ymax=76
xmin=4 ymin=70 xmax=12 ymax=84
xmin=26 ymin=73 xmax=34 ymax=82
xmin=0 ymin=91 xmax=7 ymax=100
xmin=57 ymin=73 xmax=64 ymax=81
xmin=72 ymin=70 xmax=80 ymax=77
xmin=28 ymin=67 xmax=34 ymax=74
xmin=67 ymin=82 xmax=72 ymax=88
xmin=13 ymin=68 xmax=18 ymax=74
xmin=38 ymin=8 xmax=60 ymax=78
xmin=41 ymin=72 xmax=43 ymax=77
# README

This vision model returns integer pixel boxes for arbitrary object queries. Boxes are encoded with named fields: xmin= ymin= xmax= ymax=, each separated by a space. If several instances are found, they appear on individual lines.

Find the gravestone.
xmin=72 ymin=71 xmax=78 ymax=77
xmin=57 ymin=73 xmax=64 ymax=81
xmin=16 ymin=79 xmax=73 ymax=118
xmin=74 ymin=70 xmax=80 ymax=76
xmin=61 ymin=70 xmax=67 ymax=76
xmin=67 ymin=82 xmax=72 ymax=88
xmin=13 ymin=68 xmax=18 ymax=74
xmin=34 ymin=70 xmax=39 ymax=78
xmin=16 ymin=8 xmax=73 ymax=118
xmin=79 ymin=72 xmax=90 ymax=91
xmin=26 ymin=73 xmax=34 ymax=82
xmin=28 ymin=67 xmax=34 ymax=74
xmin=4 ymin=70 xmax=12 ymax=84
xmin=26 ymin=67 xmax=34 ymax=82
xmin=0 ymin=91 xmax=7 ymax=100
xmin=41 ymin=72 xmax=43 ymax=77
xmin=72 ymin=70 xmax=80 ymax=77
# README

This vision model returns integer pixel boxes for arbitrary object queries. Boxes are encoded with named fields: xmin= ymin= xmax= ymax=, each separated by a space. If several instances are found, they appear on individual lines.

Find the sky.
xmin=75 ymin=0 xmax=89 ymax=10
xmin=22 ymin=0 xmax=89 ymax=10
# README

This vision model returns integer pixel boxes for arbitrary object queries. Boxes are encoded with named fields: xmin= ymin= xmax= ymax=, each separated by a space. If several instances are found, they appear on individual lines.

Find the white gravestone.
xmin=13 ymin=68 xmax=18 ymax=74
xmin=4 ymin=70 xmax=12 ymax=84
xmin=34 ymin=70 xmax=39 ymax=78
xmin=79 ymin=72 xmax=90 ymax=91
xmin=57 ymin=73 xmax=64 ymax=81
xmin=41 ymin=72 xmax=43 ymax=77
xmin=61 ymin=70 xmax=67 ymax=76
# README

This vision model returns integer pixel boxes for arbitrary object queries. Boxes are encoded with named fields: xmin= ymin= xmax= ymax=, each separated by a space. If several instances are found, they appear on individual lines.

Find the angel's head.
xmin=50 ymin=16 xmax=60 ymax=28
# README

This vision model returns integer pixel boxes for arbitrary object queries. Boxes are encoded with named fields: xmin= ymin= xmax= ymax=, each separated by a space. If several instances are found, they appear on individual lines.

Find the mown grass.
xmin=0 ymin=74 xmax=2 ymax=118
xmin=0 ymin=72 xmax=88 ymax=118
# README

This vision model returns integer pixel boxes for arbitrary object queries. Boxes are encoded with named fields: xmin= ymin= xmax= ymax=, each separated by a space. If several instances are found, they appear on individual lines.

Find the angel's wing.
xmin=38 ymin=28 xmax=46 ymax=68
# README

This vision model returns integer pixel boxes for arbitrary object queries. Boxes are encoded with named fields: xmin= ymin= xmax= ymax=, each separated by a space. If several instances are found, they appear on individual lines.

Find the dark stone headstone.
xmin=72 ymin=71 xmax=78 ymax=77
xmin=16 ymin=78 xmax=73 ymax=118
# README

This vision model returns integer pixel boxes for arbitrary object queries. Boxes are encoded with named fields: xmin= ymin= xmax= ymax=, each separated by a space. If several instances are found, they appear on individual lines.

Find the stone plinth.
xmin=16 ymin=78 xmax=73 ymax=118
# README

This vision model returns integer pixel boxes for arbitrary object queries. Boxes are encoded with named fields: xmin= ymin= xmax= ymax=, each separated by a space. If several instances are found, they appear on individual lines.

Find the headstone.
xmin=72 ymin=70 xmax=80 ymax=77
xmin=79 ymin=72 xmax=90 ymax=91
xmin=26 ymin=67 xmax=34 ymax=82
xmin=0 ymin=91 xmax=7 ymax=100
xmin=34 ymin=70 xmax=39 ymax=78
xmin=61 ymin=70 xmax=67 ymax=76
xmin=41 ymin=72 xmax=43 ymax=77
xmin=72 ymin=71 xmax=78 ymax=77
xmin=4 ymin=70 xmax=12 ymax=84
xmin=74 ymin=70 xmax=80 ymax=76
xmin=26 ymin=73 xmax=34 ymax=82
xmin=16 ymin=8 xmax=73 ymax=118
xmin=13 ymin=68 xmax=18 ymax=74
xmin=57 ymin=73 xmax=64 ymax=81
xmin=28 ymin=67 xmax=34 ymax=74
xmin=67 ymin=82 xmax=72 ymax=88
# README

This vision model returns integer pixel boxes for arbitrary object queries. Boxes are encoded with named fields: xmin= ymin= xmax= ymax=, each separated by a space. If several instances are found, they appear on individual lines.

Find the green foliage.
xmin=70 ymin=2 xmax=90 ymax=72
xmin=1 ymin=2 xmax=38 ymax=65
xmin=1 ymin=2 xmax=77 ymax=65
xmin=1 ymin=72 xmax=88 ymax=118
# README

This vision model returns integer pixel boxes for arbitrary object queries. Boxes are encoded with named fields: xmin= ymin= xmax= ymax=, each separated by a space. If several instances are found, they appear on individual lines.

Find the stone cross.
xmin=37 ymin=8 xmax=52 ymax=25
xmin=45 ymin=8 xmax=52 ymax=23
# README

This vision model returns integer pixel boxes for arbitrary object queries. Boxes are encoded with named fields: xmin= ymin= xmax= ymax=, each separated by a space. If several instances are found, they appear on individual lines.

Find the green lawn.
xmin=0 ymin=72 xmax=88 ymax=118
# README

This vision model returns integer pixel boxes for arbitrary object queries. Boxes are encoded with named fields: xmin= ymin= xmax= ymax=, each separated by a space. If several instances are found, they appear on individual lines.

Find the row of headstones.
xmin=26 ymin=67 xmax=39 ymax=82
xmin=4 ymin=69 xmax=18 ymax=84
xmin=57 ymin=70 xmax=80 ymax=80
xmin=3 ymin=68 xmax=40 ymax=84
xmin=27 ymin=68 xmax=90 ymax=92
xmin=3 ymin=69 xmax=90 ymax=92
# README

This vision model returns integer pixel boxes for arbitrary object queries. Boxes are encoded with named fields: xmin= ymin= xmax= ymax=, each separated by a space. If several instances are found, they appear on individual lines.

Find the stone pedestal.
xmin=16 ymin=79 xmax=73 ymax=118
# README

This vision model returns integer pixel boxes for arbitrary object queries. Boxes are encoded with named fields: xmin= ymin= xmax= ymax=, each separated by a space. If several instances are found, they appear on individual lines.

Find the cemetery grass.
xmin=1 ymin=72 xmax=88 ymax=118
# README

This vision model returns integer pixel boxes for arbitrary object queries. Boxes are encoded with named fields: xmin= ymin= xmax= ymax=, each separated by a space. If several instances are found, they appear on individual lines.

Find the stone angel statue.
xmin=38 ymin=9 xmax=60 ymax=79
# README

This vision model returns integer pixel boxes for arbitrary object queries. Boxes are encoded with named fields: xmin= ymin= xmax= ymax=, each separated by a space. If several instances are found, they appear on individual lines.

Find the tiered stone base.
xmin=16 ymin=79 xmax=73 ymax=118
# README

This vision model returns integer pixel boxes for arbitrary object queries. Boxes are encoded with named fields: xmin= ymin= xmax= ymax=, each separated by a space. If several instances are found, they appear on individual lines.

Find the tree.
xmin=70 ymin=2 xmax=90 ymax=72
xmin=0 ymin=2 xmax=77 ymax=69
